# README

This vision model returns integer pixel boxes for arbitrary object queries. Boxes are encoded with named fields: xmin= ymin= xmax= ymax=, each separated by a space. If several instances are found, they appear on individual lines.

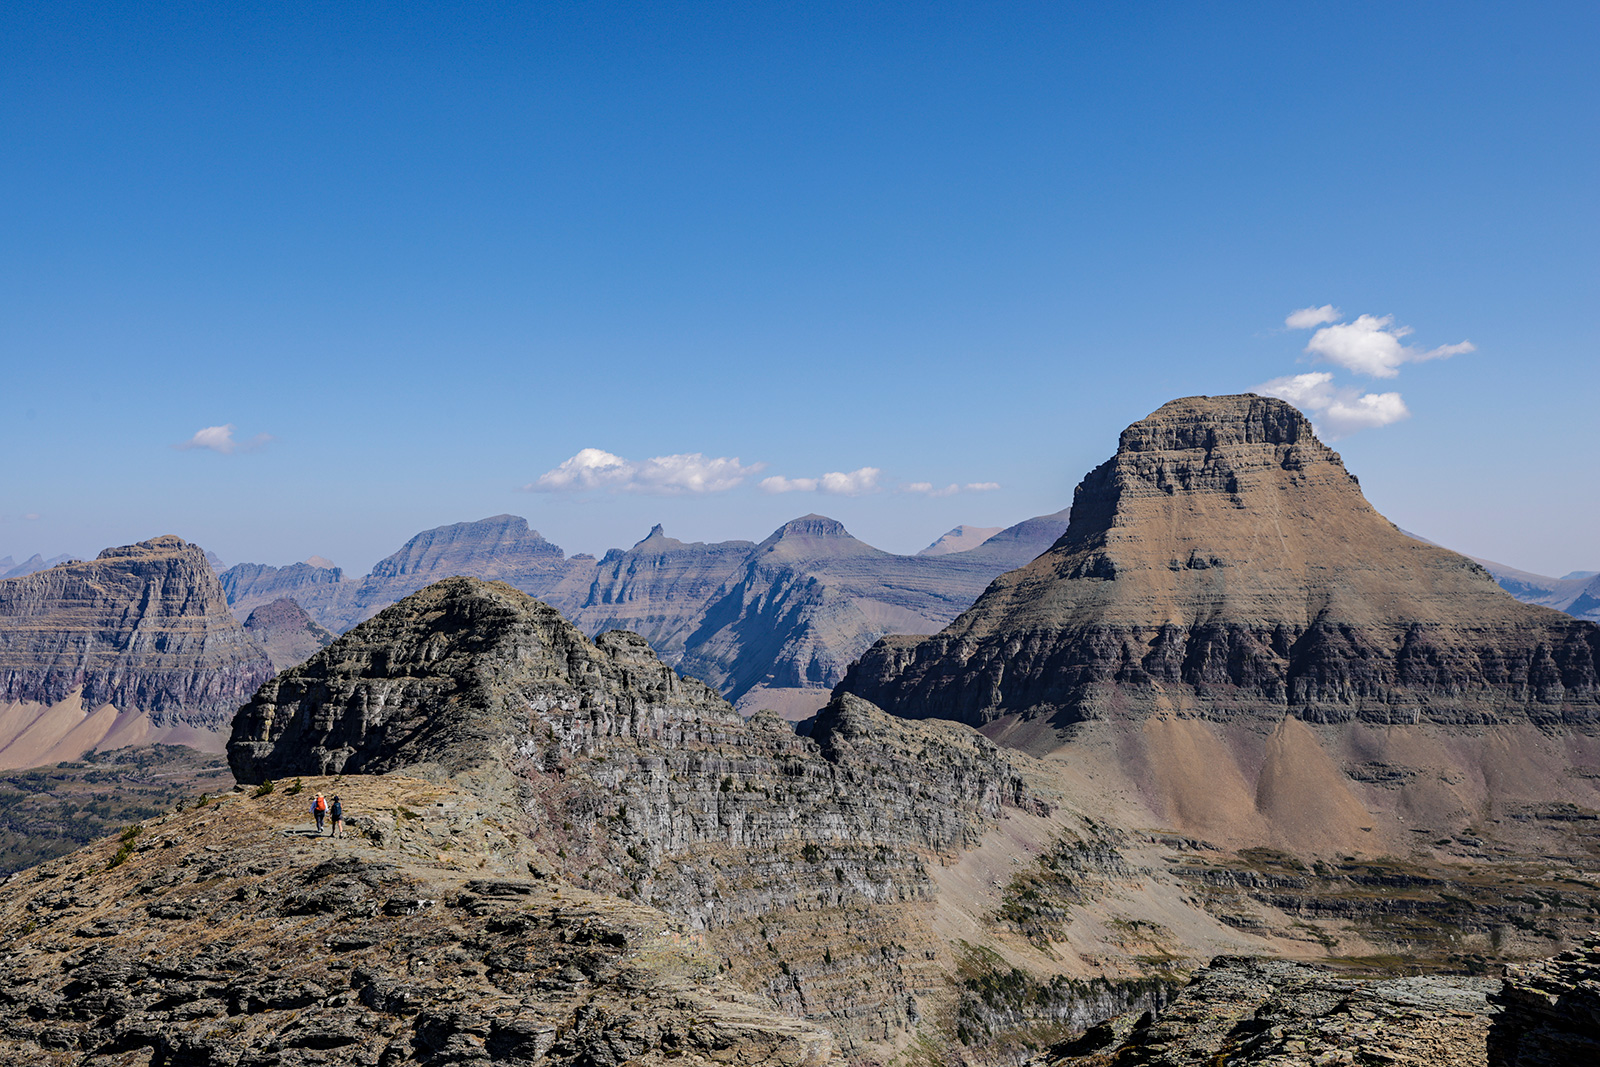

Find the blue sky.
xmin=2 ymin=2 xmax=1595 ymax=576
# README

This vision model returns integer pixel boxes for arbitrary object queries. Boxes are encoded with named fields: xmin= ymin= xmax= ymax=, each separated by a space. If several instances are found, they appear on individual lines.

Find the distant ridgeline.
xmin=217 ymin=508 xmax=1072 ymax=712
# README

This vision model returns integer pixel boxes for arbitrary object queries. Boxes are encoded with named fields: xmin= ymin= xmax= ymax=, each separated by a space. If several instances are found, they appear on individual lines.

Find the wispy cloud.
xmin=1285 ymin=305 xmax=1341 ymax=329
xmin=1297 ymin=312 xmax=1474 ymax=379
xmin=526 ymin=448 xmax=763 ymax=494
xmin=1254 ymin=371 xmax=1410 ymax=437
xmin=173 ymin=424 xmax=274 ymax=454
xmin=759 ymin=467 xmax=881 ymax=495
xmin=901 ymin=481 xmax=1001 ymax=497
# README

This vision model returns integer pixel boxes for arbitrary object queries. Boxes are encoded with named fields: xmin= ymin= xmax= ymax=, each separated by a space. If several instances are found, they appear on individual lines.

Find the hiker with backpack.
xmin=330 ymin=795 xmax=344 ymax=838
xmin=311 ymin=792 xmax=328 ymax=834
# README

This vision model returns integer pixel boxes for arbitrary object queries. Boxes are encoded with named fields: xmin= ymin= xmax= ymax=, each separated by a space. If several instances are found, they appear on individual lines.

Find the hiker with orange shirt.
xmin=311 ymin=792 xmax=328 ymax=834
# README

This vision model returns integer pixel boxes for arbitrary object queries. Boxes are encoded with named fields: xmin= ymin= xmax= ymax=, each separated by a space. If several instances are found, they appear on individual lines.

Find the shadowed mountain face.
xmin=918 ymin=524 xmax=1003 ymax=556
xmin=0 ymin=536 xmax=274 ymax=732
xmin=842 ymin=395 xmax=1600 ymax=731
xmin=675 ymin=516 xmax=1029 ymax=703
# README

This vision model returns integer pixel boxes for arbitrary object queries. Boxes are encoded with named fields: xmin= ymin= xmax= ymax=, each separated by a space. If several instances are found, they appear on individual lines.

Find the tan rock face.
xmin=842 ymin=395 xmax=1600 ymax=729
xmin=0 ymin=536 xmax=273 ymax=730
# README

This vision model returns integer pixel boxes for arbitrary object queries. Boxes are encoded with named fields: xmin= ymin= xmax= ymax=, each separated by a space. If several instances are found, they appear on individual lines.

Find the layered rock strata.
xmin=569 ymin=524 xmax=755 ymax=663
xmin=843 ymin=395 xmax=1600 ymax=730
xmin=0 ymin=536 xmax=273 ymax=729
xmin=228 ymin=577 xmax=1043 ymax=1047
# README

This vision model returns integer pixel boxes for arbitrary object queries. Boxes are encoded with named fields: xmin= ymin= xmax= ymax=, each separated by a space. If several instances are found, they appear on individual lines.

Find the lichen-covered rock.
xmin=842 ymin=395 xmax=1600 ymax=730
xmin=0 ymin=536 xmax=273 ymax=728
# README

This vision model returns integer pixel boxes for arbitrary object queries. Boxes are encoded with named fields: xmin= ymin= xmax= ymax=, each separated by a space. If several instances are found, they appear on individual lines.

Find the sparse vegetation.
xmin=252 ymin=779 xmax=275 ymax=798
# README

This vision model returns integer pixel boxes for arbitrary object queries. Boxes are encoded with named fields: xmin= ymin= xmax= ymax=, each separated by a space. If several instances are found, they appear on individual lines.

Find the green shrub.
xmin=285 ymin=778 xmax=304 ymax=796
xmin=252 ymin=779 xmax=275 ymax=798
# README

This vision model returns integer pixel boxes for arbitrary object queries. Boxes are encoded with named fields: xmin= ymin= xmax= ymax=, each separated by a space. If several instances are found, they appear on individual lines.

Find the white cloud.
xmin=760 ymin=467 xmax=882 ymax=495
xmin=759 ymin=475 xmax=819 ymax=493
xmin=1253 ymin=371 xmax=1410 ymax=437
xmin=1285 ymin=305 xmax=1341 ymax=329
xmin=525 ymin=448 xmax=762 ymax=494
xmin=1294 ymin=312 xmax=1474 ymax=378
xmin=901 ymin=481 xmax=1002 ymax=497
xmin=173 ymin=424 xmax=273 ymax=454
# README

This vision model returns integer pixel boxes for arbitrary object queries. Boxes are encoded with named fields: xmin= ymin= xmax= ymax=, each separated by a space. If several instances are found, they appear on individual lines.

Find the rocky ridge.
xmin=0 ymin=536 xmax=273 ymax=731
xmin=842 ymin=395 xmax=1600 ymax=731
xmin=0 ymin=774 xmax=843 ymax=1067
xmin=228 ymin=576 xmax=1048 ymax=1050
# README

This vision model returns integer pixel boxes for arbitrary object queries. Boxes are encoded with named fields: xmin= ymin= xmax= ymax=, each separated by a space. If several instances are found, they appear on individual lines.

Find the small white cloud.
xmin=1285 ymin=305 xmax=1341 ymax=329
xmin=173 ymin=424 xmax=273 ymax=454
xmin=526 ymin=449 xmax=762 ymax=494
xmin=760 ymin=467 xmax=881 ymax=495
xmin=23 ymin=513 xmax=40 ymax=521
xmin=1254 ymin=371 xmax=1410 ymax=437
xmin=901 ymin=481 xmax=1001 ymax=497
xmin=1301 ymin=313 xmax=1474 ymax=378
xmin=759 ymin=475 xmax=819 ymax=493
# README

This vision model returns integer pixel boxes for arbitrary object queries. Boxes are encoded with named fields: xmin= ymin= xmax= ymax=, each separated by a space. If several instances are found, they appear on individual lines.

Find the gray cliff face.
xmin=841 ymin=395 xmax=1600 ymax=729
xmin=228 ymin=577 xmax=1042 ymax=1046
xmin=0 ymin=536 xmax=273 ymax=728
xmin=568 ymin=525 xmax=756 ymax=663
xmin=221 ymin=516 xmax=599 ymax=634
xmin=220 ymin=560 xmax=347 ymax=621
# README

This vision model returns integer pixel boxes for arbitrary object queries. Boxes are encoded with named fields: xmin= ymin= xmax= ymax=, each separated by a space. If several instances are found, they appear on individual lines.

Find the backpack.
xmin=314 ymin=796 xmax=327 ymax=813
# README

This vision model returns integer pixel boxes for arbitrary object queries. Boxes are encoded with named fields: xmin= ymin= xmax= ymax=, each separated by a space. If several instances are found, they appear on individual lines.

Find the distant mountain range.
xmin=217 ymin=508 xmax=1072 ymax=716
xmin=1470 ymin=557 xmax=1600 ymax=624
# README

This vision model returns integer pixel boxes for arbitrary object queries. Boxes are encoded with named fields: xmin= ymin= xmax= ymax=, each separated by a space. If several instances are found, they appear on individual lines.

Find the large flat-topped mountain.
xmin=0 ymin=536 xmax=273 ymax=765
xmin=842 ymin=395 xmax=1600 ymax=730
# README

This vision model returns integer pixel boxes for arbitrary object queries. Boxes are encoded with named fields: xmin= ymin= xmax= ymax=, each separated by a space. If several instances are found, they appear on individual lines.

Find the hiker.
xmin=330 ymin=795 xmax=344 ymax=838
xmin=311 ymin=792 xmax=328 ymax=834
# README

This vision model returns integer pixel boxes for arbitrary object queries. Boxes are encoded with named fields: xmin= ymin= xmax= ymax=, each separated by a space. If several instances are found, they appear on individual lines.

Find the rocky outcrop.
xmin=242 ymin=597 xmax=337 ymax=672
xmin=568 ymin=525 xmax=755 ymax=663
xmin=229 ymin=577 xmax=1043 ymax=1048
xmin=0 ymin=536 xmax=273 ymax=729
xmin=1490 ymin=933 xmax=1600 ymax=1065
xmin=1045 ymin=956 xmax=1499 ymax=1066
xmin=842 ymin=395 xmax=1600 ymax=730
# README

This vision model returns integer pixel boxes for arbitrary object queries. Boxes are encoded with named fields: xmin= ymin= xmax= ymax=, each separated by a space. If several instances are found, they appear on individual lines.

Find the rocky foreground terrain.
xmin=0 ymin=773 xmax=841 ymax=1067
